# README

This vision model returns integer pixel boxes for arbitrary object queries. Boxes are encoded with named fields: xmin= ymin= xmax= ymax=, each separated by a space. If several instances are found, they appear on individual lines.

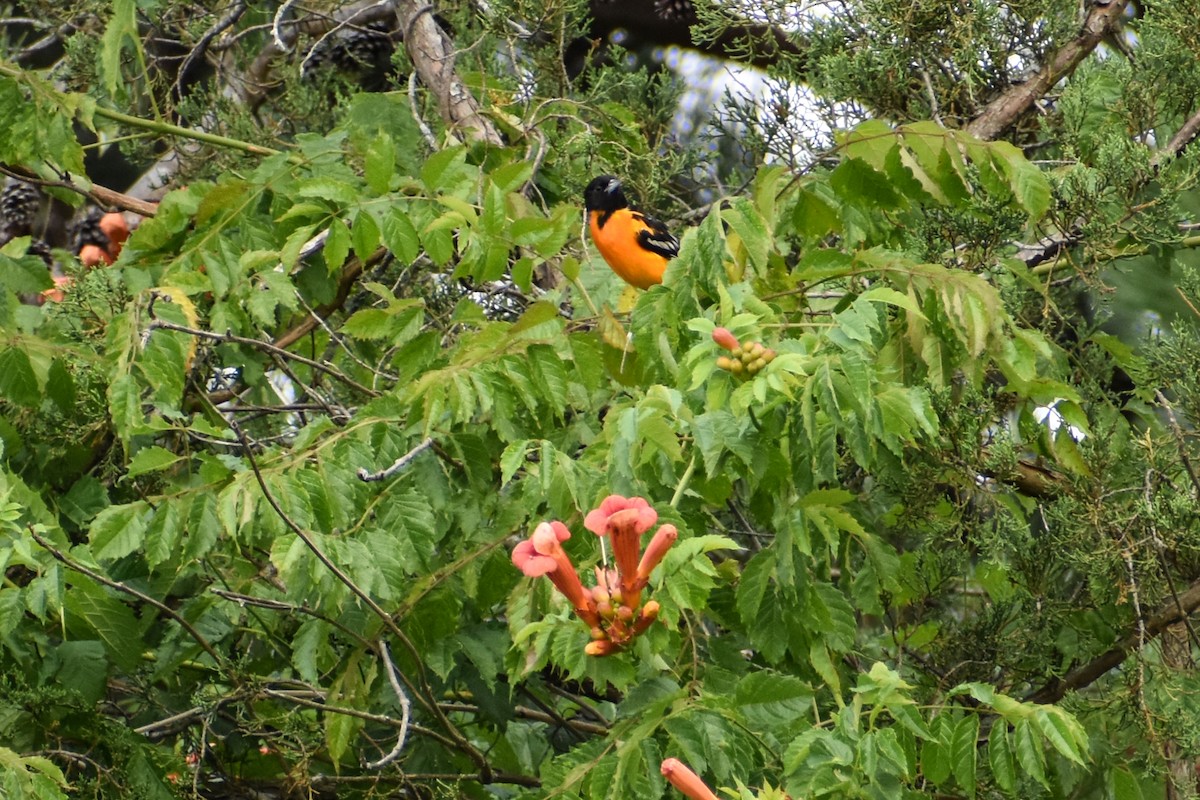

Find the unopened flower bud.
xmin=661 ymin=758 xmax=719 ymax=800
xmin=715 ymin=356 xmax=733 ymax=371
xmin=617 ymin=605 xmax=634 ymax=622
xmin=712 ymin=327 xmax=740 ymax=351
xmin=585 ymin=639 xmax=620 ymax=657
xmin=636 ymin=524 xmax=678 ymax=584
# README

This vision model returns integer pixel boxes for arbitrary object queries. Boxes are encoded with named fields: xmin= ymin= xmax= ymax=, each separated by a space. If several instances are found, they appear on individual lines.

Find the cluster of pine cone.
xmin=1 ymin=181 xmax=129 ymax=304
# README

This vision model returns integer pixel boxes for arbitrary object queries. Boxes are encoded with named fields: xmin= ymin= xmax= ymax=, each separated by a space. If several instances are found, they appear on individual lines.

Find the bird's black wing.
xmin=633 ymin=211 xmax=680 ymax=259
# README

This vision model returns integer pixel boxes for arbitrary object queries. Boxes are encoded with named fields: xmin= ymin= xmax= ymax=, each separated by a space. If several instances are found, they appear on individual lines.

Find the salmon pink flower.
xmin=661 ymin=758 xmax=719 ymax=800
xmin=512 ymin=521 xmax=599 ymax=627
xmin=586 ymin=495 xmax=658 ymax=601
xmin=584 ymin=495 xmax=658 ymax=537
xmin=584 ymin=638 xmax=621 ymax=657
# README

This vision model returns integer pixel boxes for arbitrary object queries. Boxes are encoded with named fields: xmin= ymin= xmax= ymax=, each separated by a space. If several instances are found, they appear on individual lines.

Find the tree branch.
xmin=395 ymin=0 xmax=503 ymax=146
xmin=358 ymin=437 xmax=434 ymax=482
xmin=28 ymin=526 xmax=224 ymax=666
xmin=146 ymin=317 xmax=380 ymax=398
xmin=225 ymin=416 xmax=494 ymax=780
xmin=967 ymin=0 xmax=1130 ymax=141
xmin=1025 ymin=575 xmax=1200 ymax=704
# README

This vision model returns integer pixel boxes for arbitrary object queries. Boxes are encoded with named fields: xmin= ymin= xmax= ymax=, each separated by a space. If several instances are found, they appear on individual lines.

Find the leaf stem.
xmin=0 ymin=62 xmax=284 ymax=158
xmin=670 ymin=454 xmax=696 ymax=509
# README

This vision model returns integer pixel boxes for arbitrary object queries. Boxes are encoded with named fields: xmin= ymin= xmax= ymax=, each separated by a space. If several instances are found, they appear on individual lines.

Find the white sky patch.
xmin=1032 ymin=400 xmax=1086 ymax=442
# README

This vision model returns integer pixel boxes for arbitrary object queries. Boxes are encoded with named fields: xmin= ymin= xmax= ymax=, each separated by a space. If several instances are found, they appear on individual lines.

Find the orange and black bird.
xmin=584 ymin=176 xmax=680 ymax=290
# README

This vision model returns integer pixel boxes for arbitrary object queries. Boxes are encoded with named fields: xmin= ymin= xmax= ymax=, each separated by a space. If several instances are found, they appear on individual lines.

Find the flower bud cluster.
xmin=512 ymin=495 xmax=677 ymax=656
xmin=712 ymin=327 xmax=776 ymax=378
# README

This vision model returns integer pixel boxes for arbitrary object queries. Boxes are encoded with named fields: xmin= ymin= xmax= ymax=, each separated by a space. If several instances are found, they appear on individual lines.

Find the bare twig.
xmin=225 ymin=417 xmax=493 ymax=777
xmin=358 ymin=437 xmax=434 ymax=482
xmin=364 ymin=641 xmax=412 ymax=769
xmin=145 ymin=318 xmax=379 ymax=398
xmin=28 ymin=527 xmax=223 ymax=665
xmin=293 ymin=290 xmax=399 ymax=382
xmin=1155 ymin=390 xmax=1200 ymax=501
xmin=409 ymin=71 xmax=439 ymax=150
xmin=1150 ymin=106 xmax=1200 ymax=169
xmin=174 ymin=1 xmax=248 ymax=101
xmin=0 ymin=163 xmax=158 ymax=217
xmin=210 ymin=588 xmax=371 ymax=646
xmin=1143 ymin=470 xmax=1200 ymax=657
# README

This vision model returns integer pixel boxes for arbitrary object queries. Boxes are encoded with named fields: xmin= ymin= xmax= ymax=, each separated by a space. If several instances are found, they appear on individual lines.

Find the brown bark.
xmin=1026 ymin=577 xmax=1200 ymax=705
xmin=394 ymin=1 xmax=504 ymax=146
xmin=967 ymin=0 xmax=1129 ymax=142
xmin=1161 ymin=623 xmax=1197 ymax=800
xmin=1151 ymin=106 xmax=1200 ymax=169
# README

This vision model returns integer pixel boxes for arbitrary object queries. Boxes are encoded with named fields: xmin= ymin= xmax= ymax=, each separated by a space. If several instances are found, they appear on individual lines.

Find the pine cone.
xmin=1 ymin=182 xmax=41 ymax=239
xmin=303 ymin=22 xmax=395 ymax=78
xmin=70 ymin=207 xmax=110 ymax=254
xmin=655 ymin=0 xmax=695 ymax=19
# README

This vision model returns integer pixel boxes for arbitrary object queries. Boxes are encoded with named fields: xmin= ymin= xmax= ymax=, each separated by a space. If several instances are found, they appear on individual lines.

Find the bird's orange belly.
xmin=589 ymin=218 xmax=669 ymax=289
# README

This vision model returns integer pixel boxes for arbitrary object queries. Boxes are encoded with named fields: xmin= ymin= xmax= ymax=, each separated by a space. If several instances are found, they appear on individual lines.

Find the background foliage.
xmin=0 ymin=0 xmax=1199 ymax=798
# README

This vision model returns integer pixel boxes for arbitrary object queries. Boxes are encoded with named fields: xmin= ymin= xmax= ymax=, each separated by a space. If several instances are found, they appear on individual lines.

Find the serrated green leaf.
xmin=921 ymin=714 xmax=950 ymax=786
xmin=725 ymin=196 xmax=771 ymax=273
xmin=296 ymin=177 xmax=360 ymax=206
xmin=143 ymin=499 xmax=181 ymax=569
xmin=382 ymin=207 xmax=421 ymax=263
xmin=1013 ymin=717 xmax=1047 ymax=788
xmin=991 ymin=140 xmax=1050 ymax=218
xmin=99 ymin=0 xmax=139 ymax=96
xmin=734 ymin=671 xmax=814 ymax=730
xmin=127 ymin=446 xmax=183 ymax=478
xmin=351 ymin=208 xmax=381 ymax=261
xmin=364 ymin=132 xmax=395 ymax=195
xmin=45 ymin=358 xmax=75 ymax=414
xmin=0 ymin=347 xmax=40 ymax=407
xmin=1033 ymin=707 xmax=1087 ymax=765
xmin=988 ymin=722 xmax=1015 ymax=793
xmin=325 ymin=217 xmax=351 ymax=272
xmin=89 ymin=502 xmax=149 ymax=562
xmin=830 ymin=158 xmax=901 ymax=209
xmin=421 ymin=146 xmax=469 ymax=192
xmin=1108 ymin=766 xmax=1143 ymax=800
xmin=63 ymin=577 xmax=142 ymax=672
xmin=499 ymin=439 xmax=531 ymax=485
xmin=950 ymin=713 xmax=979 ymax=798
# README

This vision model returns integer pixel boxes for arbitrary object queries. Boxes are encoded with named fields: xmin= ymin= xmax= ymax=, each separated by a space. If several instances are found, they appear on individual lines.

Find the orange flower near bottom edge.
xmin=661 ymin=758 xmax=719 ymax=800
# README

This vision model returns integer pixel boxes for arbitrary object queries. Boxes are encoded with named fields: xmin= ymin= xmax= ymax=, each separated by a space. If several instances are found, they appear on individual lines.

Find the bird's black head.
xmin=583 ymin=175 xmax=628 ymax=213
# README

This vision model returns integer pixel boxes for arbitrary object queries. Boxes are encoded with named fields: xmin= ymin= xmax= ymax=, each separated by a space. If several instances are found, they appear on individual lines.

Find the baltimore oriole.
xmin=584 ymin=175 xmax=680 ymax=289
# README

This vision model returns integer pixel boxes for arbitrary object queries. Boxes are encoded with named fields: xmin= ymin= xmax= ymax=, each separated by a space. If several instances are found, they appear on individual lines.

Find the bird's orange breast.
xmin=588 ymin=209 xmax=669 ymax=290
